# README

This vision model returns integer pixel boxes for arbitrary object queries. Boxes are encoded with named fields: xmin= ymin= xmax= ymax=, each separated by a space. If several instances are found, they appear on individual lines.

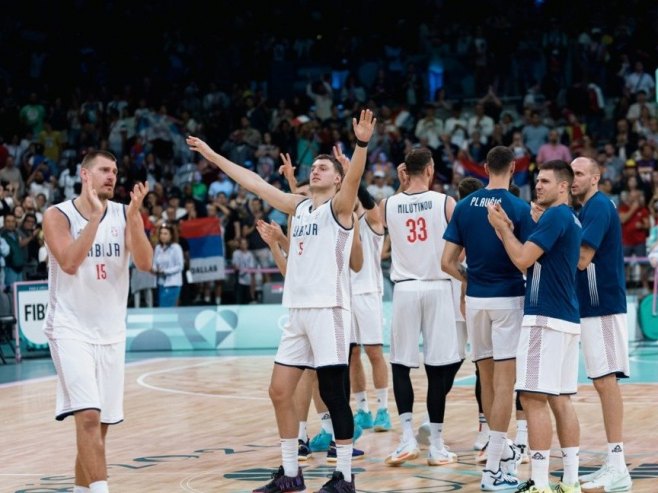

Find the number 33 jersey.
xmin=44 ymin=200 xmax=130 ymax=344
xmin=385 ymin=191 xmax=450 ymax=282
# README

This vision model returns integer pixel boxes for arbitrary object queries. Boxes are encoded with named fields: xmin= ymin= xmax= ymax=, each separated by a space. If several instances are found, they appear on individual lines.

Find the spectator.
xmin=367 ymin=170 xmax=395 ymax=202
xmin=232 ymin=237 xmax=256 ymax=304
xmin=624 ymin=61 xmax=656 ymax=101
xmin=536 ymin=129 xmax=572 ymax=165
xmin=521 ymin=111 xmax=550 ymax=159
xmin=619 ymin=188 xmax=650 ymax=292
xmin=1 ymin=212 xmax=30 ymax=291
xmin=152 ymin=224 xmax=185 ymax=307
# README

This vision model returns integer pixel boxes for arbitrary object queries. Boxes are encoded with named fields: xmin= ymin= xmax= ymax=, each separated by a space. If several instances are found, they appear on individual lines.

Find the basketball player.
xmin=187 ymin=108 xmax=375 ymax=493
xmin=255 ymin=184 xmax=367 ymax=464
xmin=42 ymin=150 xmax=154 ymax=493
xmin=570 ymin=157 xmax=632 ymax=492
xmin=487 ymin=160 xmax=582 ymax=493
xmin=349 ymin=185 xmax=391 ymax=433
xmin=380 ymin=147 xmax=463 ymax=467
xmin=443 ymin=146 xmax=533 ymax=490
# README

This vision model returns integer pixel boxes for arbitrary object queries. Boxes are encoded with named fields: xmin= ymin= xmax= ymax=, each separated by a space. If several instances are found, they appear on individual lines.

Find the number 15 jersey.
xmin=385 ymin=190 xmax=450 ymax=282
xmin=43 ymin=200 xmax=130 ymax=344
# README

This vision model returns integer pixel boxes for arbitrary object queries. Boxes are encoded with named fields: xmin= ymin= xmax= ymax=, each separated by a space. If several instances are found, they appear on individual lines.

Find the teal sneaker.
xmin=309 ymin=429 xmax=333 ymax=452
xmin=373 ymin=408 xmax=392 ymax=431
xmin=353 ymin=422 xmax=363 ymax=442
xmin=354 ymin=409 xmax=373 ymax=429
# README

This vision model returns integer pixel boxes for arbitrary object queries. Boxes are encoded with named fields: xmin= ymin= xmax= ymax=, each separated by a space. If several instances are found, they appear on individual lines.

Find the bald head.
xmin=570 ymin=157 xmax=601 ymax=203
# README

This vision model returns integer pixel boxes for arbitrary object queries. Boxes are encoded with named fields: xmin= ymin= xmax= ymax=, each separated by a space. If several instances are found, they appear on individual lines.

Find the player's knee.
xmin=592 ymin=373 xmax=618 ymax=393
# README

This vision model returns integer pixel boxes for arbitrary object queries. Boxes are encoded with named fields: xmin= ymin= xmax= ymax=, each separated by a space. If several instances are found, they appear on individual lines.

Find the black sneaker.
xmin=315 ymin=471 xmax=356 ymax=493
xmin=326 ymin=441 xmax=365 ymax=463
xmin=252 ymin=466 xmax=306 ymax=492
xmin=298 ymin=439 xmax=312 ymax=461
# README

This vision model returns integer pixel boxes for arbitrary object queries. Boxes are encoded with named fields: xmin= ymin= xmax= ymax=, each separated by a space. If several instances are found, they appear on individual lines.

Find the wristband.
xmin=355 ymin=139 xmax=368 ymax=148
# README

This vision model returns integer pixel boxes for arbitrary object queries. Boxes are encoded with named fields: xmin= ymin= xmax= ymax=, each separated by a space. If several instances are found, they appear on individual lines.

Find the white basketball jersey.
xmin=386 ymin=190 xmax=450 ymax=282
xmin=283 ymin=199 xmax=354 ymax=309
xmin=351 ymin=213 xmax=384 ymax=295
xmin=43 ymin=200 xmax=130 ymax=344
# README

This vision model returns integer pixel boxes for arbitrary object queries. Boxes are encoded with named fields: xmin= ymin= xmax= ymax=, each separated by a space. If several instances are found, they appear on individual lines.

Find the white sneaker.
xmin=415 ymin=422 xmax=431 ymax=447
xmin=579 ymin=464 xmax=606 ymax=483
xmin=385 ymin=437 xmax=420 ymax=466
xmin=581 ymin=464 xmax=632 ymax=492
xmin=500 ymin=440 xmax=522 ymax=476
xmin=427 ymin=444 xmax=458 ymax=466
xmin=474 ymin=428 xmax=489 ymax=450
xmin=481 ymin=468 xmax=520 ymax=491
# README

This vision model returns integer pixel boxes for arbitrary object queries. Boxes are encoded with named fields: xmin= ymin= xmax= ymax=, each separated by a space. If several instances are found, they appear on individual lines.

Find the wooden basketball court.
xmin=2 ymin=348 xmax=657 ymax=492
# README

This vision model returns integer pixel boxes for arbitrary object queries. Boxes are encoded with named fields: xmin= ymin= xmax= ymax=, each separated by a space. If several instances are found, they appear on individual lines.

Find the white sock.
xmin=516 ymin=419 xmax=528 ymax=446
xmin=319 ymin=412 xmax=334 ymax=436
xmin=429 ymin=422 xmax=444 ymax=448
xmin=376 ymin=387 xmax=388 ymax=409
xmin=281 ymin=438 xmax=298 ymax=477
xmin=335 ymin=443 xmax=353 ymax=479
xmin=89 ymin=481 xmax=109 ymax=493
xmin=479 ymin=412 xmax=489 ymax=432
xmin=530 ymin=449 xmax=551 ymax=488
xmin=354 ymin=391 xmax=369 ymax=412
xmin=562 ymin=447 xmax=580 ymax=484
xmin=74 ymin=487 xmax=90 ymax=493
xmin=608 ymin=442 xmax=626 ymax=471
xmin=486 ymin=430 xmax=507 ymax=472
xmin=400 ymin=412 xmax=414 ymax=441
xmin=298 ymin=421 xmax=308 ymax=441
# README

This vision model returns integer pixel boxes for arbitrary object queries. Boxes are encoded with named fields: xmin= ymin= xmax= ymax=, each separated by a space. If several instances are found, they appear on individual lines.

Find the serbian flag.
xmin=512 ymin=155 xmax=531 ymax=187
xmin=179 ymin=217 xmax=226 ymax=283
xmin=459 ymin=154 xmax=489 ymax=182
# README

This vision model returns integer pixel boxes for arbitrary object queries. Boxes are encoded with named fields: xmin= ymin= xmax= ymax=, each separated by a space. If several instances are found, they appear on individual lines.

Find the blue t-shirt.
xmin=444 ymin=188 xmax=534 ymax=297
xmin=524 ymin=204 xmax=581 ymax=323
xmin=576 ymin=191 xmax=627 ymax=317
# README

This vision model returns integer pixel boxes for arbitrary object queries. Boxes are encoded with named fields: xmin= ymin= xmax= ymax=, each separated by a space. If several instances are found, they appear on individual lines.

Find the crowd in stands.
xmin=0 ymin=0 xmax=657 ymax=304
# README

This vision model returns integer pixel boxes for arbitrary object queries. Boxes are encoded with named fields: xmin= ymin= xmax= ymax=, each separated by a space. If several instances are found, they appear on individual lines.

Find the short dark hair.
xmin=540 ymin=159 xmax=574 ymax=187
xmin=458 ymin=177 xmax=484 ymax=200
xmin=81 ymin=149 xmax=117 ymax=169
xmin=486 ymin=146 xmax=515 ymax=175
xmin=313 ymin=154 xmax=344 ymax=180
xmin=404 ymin=147 xmax=433 ymax=176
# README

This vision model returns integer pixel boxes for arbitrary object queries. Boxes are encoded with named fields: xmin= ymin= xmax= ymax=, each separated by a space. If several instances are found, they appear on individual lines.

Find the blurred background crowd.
xmin=0 ymin=0 xmax=657 ymax=306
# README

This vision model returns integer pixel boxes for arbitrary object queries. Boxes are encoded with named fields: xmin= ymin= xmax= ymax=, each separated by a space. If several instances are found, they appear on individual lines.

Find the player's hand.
xmin=186 ymin=136 xmax=214 ymax=161
xmin=530 ymin=201 xmax=544 ymax=222
xmin=352 ymin=108 xmax=376 ymax=144
xmin=332 ymin=145 xmax=351 ymax=175
xmin=127 ymin=181 xmax=149 ymax=218
xmin=278 ymin=153 xmax=296 ymax=181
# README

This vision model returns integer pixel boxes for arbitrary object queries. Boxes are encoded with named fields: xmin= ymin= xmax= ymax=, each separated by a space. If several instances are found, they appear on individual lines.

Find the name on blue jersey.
xmin=397 ymin=201 xmax=433 ymax=214
xmin=469 ymin=196 xmax=502 ymax=208
xmin=292 ymin=222 xmax=318 ymax=237
xmin=88 ymin=242 xmax=122 ymax=258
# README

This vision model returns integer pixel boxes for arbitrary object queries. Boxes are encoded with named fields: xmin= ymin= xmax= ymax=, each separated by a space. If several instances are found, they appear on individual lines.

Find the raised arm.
xmin=187 ymin=136 xmax=303 ymax=215
xmin=332 ymin=109 xmax=376 ymax=223
xmin=125 ymin=181 xmax=154 ymax=272
xmin=278 ymin=153 xmax=298 ymax=193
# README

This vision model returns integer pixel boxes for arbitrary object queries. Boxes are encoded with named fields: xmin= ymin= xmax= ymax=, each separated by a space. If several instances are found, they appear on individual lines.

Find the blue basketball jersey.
xmin=576 ymin=191 xmax=627 ymax=317
xmin=443 ymin=188 xmax=534 ymax=297
xmin=524 ymin=204 xmax=581 ymax=324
